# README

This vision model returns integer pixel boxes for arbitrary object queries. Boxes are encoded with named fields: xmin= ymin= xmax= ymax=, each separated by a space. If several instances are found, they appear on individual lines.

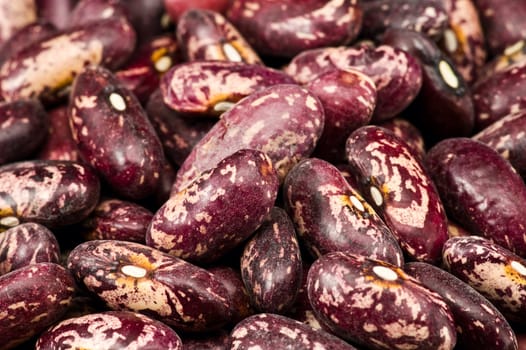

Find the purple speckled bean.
xmin=81 ymin=198 xmax=153 ymax=243
xmin=0 ymin=262 xmax=76 ymax=350
xmin=345 ymin=125 xmax=449 ymax=263
xmin=226 ymin=0 xmax=362 ymax=58
xmin=443 ymin=236 xmax=526 ymax=325
xmin=307 ymin=252 xmax=457 ymax=349
xmin=0 ymin=160 xmax=100 ymax=227
xmin=177 ymin=8 xmax=261 ymax=64
xmin=307 ymin=68 xmax=376 ymax=163
xmin=160 ymin=61 xmax=295 ymax=115
xmin=283 ymin=157 xmax=404 ymax=266
xmin=240 ymin=207 xmax=302 ymax=313
xmin=36 ymin=311 xmax=183 ymax=350
xmin=67 ymin=239 xmax=233 ymax=332
xmin=0 ymin=16 xmax=136 ymax=103
xmin=68 ymin=65 xmax=164 ymax=200
xmin=0 ymin=99 xmax=49 ymax=165
xmin=230 ymin=313 xmax=358 ymax=350
xmin=147 ymin=149 xmax=278 ymax=264
xmin=0 ymin=20 xmax=57 ymax=64
xmin=405 ymin=261 xmax=518 ymax=350
xmin=377 ymin=118 xmax=426 ymax=160
xmin=287 ymin=263 xmax=322 ymax=330
xmin=68 ymin=0 xmax=130 ymax=27
xmin=38 ymin=105 xmax=82 ymax=162
xmin=0 ymin=0 xmax=37 ymax=46
xmin=0 ymin=222 xmax=60 ymax=275
xmin=425 ymin=137 xmax=526 ymax=257
xmin=173 ymin=84 xmax=324 ymax=191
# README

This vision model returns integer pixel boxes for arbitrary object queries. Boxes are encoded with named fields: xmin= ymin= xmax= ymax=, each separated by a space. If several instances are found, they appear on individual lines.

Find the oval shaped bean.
xmin=240 ymin=207 xmax=302 ymax=314
xmin=68 ymin=0 xmax=130 ymax=27
xmin=425 ymin=137 xmax=526 ymax=257
xmin=36 ymin=311 xmax=183 ymax=350
xmin=443 ymin=236 xmax=526 ymax=325
xmin=405 ymin=261 xmax=518 ymax=350
xmin=307 ymin=252 xmax=457 ymax=349
xmin=147 ymin=149 xmax=278 ymax=264
xmin=230 ymin=313 xmax=358 ymax=350
xmin=67 ymin=239 xmax=233 ymax=332
xmin=0 ymin=160 xmax=100 ymax=227
xmin=345 ymin=125 xmax=449 ymax=263
xmin=69 ymin=65 xmax=164 ymax=200
xmin=0 ymin=262 xmax=76 ymax=350
xmin=0 ymin=222 xmax=60 ymax=275
xmin=38 ymin=105 xmax=82 ymax=162
xmin=284 ymin=157 xmax=404 ymax=266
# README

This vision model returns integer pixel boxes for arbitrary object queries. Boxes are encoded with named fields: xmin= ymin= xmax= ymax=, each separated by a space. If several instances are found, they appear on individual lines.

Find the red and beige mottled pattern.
xmin=147 ymin=149 xmax=278 ymax=264
xmin=35 ymin=311 xmax=183 ymax=350
xmin=345 ymin=126 xmax=449 ymax=263
xmin=240 ymin=207 xmax=302 ymax=313
xmin=0 ymin=0 xmax=37 ymax=45
xmin=307 ymin=68 xmax=376 ymax=163
xmin=227 ymin=0 xmax=362 ymax=58
xmin=472 ymin=59 xmax=526 ymax=131
xmin=287 ymin=263 xmax=323 ymax=330
xmin=0 ymin=160 xmax=100 ymax=227
xmin=116 ymin=34 xmax=179 ymax=104
xmin=377 ymin=118 xmax=426 ymax=161
xmin=439 ymin=0 xmax=487 ymax=83
xmin=473 ymin=110 xmax=526 ymax=179
xmin=68 ymin=65 xmax=164 ymax=200
xmin=0 ymin=262 xmax=76 ymax=350
xmin=174 ymin=84 xmax=324 ymax=191
xmin=230 ymin=313 xmax=358 ymax=350
xmin=38 ymin=105 xmax=82 ymax=162
xmin=160 ymin=60 xmax=294 ymax=115
xmin=284 ymin=158 xmax=404 ymax=266
xmin=426 ymin=137 xmax=526 ymax=257
xmin=82 ymin=198 xmax=153 ymax=243
xmin=0 ymin=99 xmax=49 ymax=165
xmin=0 ymin=222 xmax=60 ymax=275
xmin=0 ymin=20 xmax=57 ymax=64
xmin=405 ymin=261 xmax=518 ymax=350
xmin=443 ymin=236 xmax=526 ymax=325
xmin=177 ymin=8 xmax=261 ymax=64
xmin=361 ymin=0 xmax=448 ymax=40
xmin=285 ymin=44 xmax=422 ymax=122
xmin=307 ymin=252 xmax=457 ymax=349
xmin=146 ymin=89 xmax=216 ymax=167
xmin=0 ymin=16 xmax=136 ymax=103
xmin=67 ymin=240 xmax=233 ymax=332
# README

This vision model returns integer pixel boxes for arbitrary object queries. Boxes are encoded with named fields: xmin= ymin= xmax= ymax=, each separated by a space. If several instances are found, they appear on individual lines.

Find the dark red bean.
xmin=182 ymin=330 xmax=230 ymax=350
xmin=68 ymin=0 xmax=130 ymax=27
xmin=38 ymin=105 xmax=82 ymax=162
xmin=121 ymin=0 xmax=168 ymax=45
xmin=164 ymin=0 xmax=230 ymax=22
xmin=68 ymin=65 xmax=164 ymax=200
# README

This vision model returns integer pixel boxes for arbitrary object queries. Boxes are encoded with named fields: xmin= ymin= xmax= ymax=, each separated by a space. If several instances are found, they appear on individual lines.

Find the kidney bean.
xmin=0 ymin=160 xmax=100 ymax=227
xmin=473 ymin=0 xmax=526 ymax=57
xmin=382 ymin=28 xmax=474 ymax=144
xmin=286 ymin=263 xmax=323 ymax=330
xmin=406 ymin=261 xmax=518 ymax=349
xmin=68 ymin=0 xmax=130 ymax=27
xmin=146 ymin=89 xmax=216 ymax=167
xmin=425 ymin=137 xmax=526 ymax=257
xmin=68 ymin=65 xmax=164 ymax=200
xmin=0 ymin=262 xmax=76 ymax=350
xmin=307 ymin=68 xmax=377 ymax=163
xmin=176 ymin=8 xmax=261 ymax=64
xmin=443 ymin=236 xmax=526 ymax=325
xmin=0 ymin=222 xmax=60 ymax=275
xmin=36 ymin=0 xmax=77 ymax=29
xmin=283 ymin=158 xmax=404 ymax=266
xmin=0 ymin=16 xmax=136 ymax=103
xmin=438 ymin=0 xmax=487 ymax=83
xmin=230 ymin=313 xmax=358 ymax=350
xmin=81 ymin=198 xmax=153 ymax=243
xmin=472 ymin=58 xmax=526 ymax=131
xmin=0 ymin=20 xmax=57 ymax=64
xmin=361 ymin=0 xmax=448 ymax=40
xmin=160 ymin=61 xmax=295 ymax=116
xmin=377 ymin=117 xmax=426 ymax=160
xmin=0 ymin=0 xmax=37 ymax=46
xmin=0 ymin=99 xmax=49 ymax=165
xmin=307 ymin=252 xmax=457 ymax=349
xmin=38 ymin=105 xmax=82 ymax=162
xmin=226 ymin=0 xmax=362 ymax=58
xmin=240 ymin=207 xmax=302 ymax=314
xmin=67 ymin=239 xmax=233 ymax=332
xmin=147 ymin=149 xmax=278 ymax=264
xmin=36 ymin=311 xmax=183 ymax=350
xmin=345 ymin=125 xmax=449 ymax=263
xmin=173 ymin=84 xmax=324 ymax=191
xmin=122 ymin=0 xmax=168 ymax=46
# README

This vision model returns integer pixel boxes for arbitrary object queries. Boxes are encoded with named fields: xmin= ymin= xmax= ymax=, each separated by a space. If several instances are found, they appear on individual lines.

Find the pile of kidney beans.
xmin=2 ymin=0 xmax=526 ymax=349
